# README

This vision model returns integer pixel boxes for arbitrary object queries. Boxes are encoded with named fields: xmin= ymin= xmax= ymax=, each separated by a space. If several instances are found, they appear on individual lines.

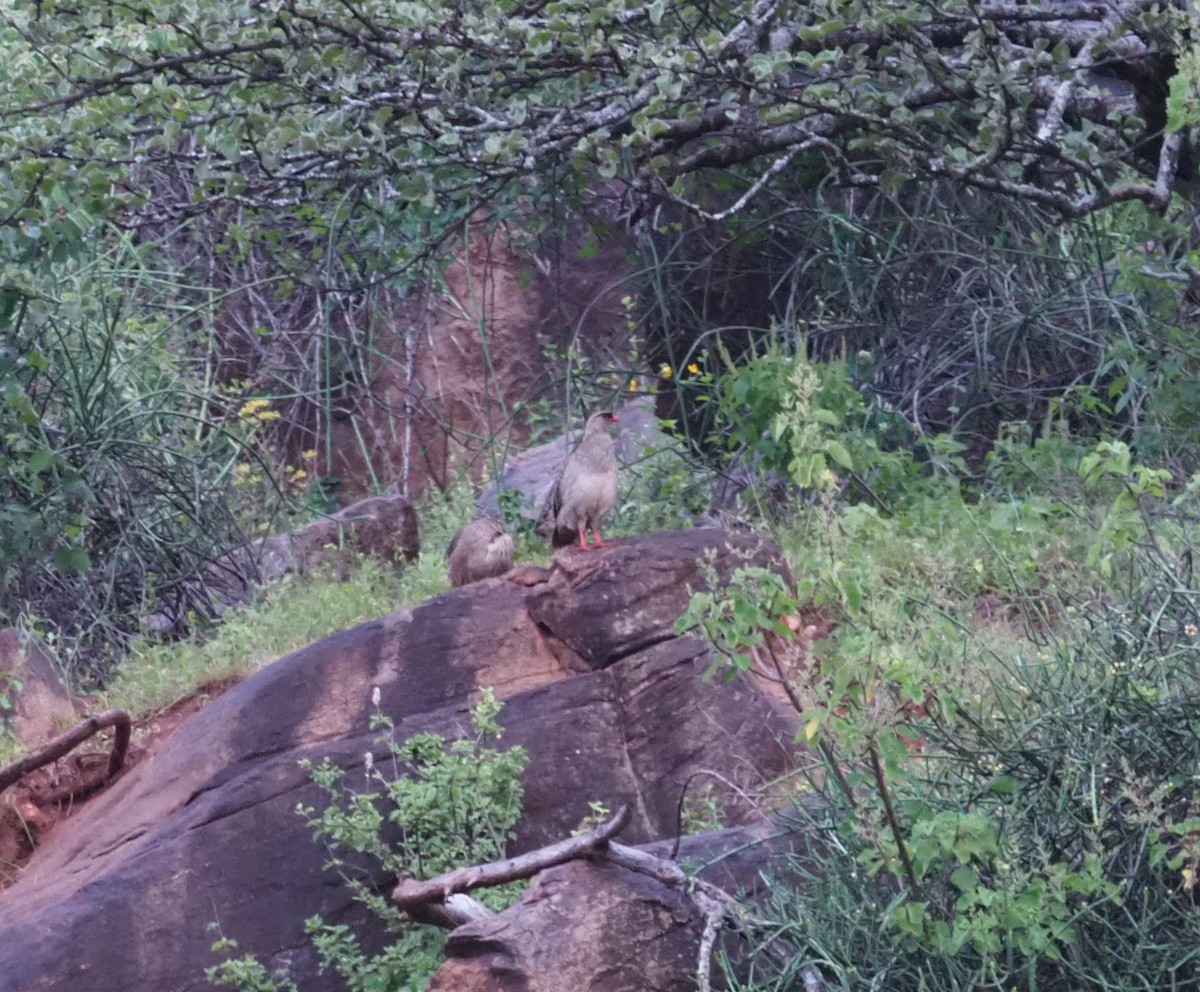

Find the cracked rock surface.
xmin=0 ymin=528 xmax=797 ymax=992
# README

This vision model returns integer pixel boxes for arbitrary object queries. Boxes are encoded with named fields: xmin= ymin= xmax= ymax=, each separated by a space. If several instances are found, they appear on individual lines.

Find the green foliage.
xmin=680 ymin=781 xmax=726 ymax=836
xmin=615 ymin=427 xmax=714 ymax=534
xmin=687 ymin=352 xmax=1200 ymax=991
xmin=712 ymin=343 xmax=856 ymax=493
xmin=0 ymin=0 xmax=1183 ymax=271
xmin=677 ymin=562 xmax=799 ymax=680
xmin=301 ymin=689 xmax=527 ymax=896
xmin=0 ymin=233 xmax=281 ymax=683
xmin=209 ymin=691 xmax=528 ymax=992
xmin=207 ymin=936 xmax=298 ymax=992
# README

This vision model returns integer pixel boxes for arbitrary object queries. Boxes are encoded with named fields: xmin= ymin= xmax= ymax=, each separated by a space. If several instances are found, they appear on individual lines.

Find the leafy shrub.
xmin=208 ymin=691 xmax=528 ymax=992
xmin=681 ymin=377 xmax=1200 ymax=990
xmin=1 ymin=235 xmax=290 ymax=685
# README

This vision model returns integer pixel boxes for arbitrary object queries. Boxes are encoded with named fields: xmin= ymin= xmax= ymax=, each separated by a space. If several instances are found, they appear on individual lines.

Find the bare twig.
xmin=867 ymin=740 xmax=922 ymax=901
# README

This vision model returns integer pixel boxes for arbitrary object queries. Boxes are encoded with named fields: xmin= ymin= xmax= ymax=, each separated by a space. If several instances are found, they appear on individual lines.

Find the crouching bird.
xmin=447 ymin=517 xmax=514 ymax=587
xmin=541 ymin=410 xmax=620 ymax=550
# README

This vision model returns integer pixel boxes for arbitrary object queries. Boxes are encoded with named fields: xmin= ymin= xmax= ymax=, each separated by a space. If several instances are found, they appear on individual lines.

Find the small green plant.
xmin=680 ymin=781 xmax=726 ymax=836
xmin=206 ymin=935 xmax=298 ymax=992
xmin=1079 ymin=439 xmax=1173 ymax=577
xmin=207 ymin=690 xmax=528 ymax=992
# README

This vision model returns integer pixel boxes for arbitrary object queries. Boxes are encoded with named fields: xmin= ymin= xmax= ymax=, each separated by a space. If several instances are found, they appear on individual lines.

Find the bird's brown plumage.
xmin=446 ymin=517 xmax=514 ymax=586
xmin=541 ymin=411 xmax=619 ymax=549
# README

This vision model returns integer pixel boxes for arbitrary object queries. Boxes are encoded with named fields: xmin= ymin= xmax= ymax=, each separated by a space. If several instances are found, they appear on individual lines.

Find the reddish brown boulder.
xmin=0 ymin=628 xmax=76 ymax=748
xmin=143 ymin=492 xmax=420 ymax=633
xmin=0 ymin=529 xmax=798 ymax=992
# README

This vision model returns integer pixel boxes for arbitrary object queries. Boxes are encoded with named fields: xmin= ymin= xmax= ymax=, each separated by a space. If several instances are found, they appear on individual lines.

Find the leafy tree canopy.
xmin=0 ymin=0 xmax=1194 ymax=282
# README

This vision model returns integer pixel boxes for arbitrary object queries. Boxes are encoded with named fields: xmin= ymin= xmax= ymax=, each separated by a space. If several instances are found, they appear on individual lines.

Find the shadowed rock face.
xmin=0 ymin=529 xmax=797 ymax=992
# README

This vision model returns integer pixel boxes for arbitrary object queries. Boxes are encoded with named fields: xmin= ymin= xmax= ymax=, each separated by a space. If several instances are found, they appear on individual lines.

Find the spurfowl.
xmin=446 ymin=517 xmax=515 ymax=587
xmin=542 ymin=411 xmax=620 ymax=550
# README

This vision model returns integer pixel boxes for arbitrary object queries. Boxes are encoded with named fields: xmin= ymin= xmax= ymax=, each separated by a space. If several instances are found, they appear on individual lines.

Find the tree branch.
xmin=392 ymin=804 xmax=632 ymax=909
xmin=0 ymin=709 xmax=131 ymax=796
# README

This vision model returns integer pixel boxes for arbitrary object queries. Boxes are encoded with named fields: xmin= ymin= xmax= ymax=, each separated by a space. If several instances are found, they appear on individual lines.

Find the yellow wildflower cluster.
xmin=233 ymin=463 xmax=263 ymax=486
xmin=286 ymin=449 xmax=321 ymax=491
xmin=237 ymin=397 xmax=281 ymax=423
xmin=659 ymin=362 xmax=703 ymax=381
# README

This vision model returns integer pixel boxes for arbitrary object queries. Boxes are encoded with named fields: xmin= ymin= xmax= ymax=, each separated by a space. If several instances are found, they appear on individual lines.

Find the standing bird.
xmin=446 ymin=517 xmax=514 ymax=587
xmin=542 ymin=411 xmax=620 ymax=550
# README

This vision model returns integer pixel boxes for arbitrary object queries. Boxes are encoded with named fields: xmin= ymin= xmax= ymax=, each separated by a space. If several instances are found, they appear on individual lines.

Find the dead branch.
xmin=392 ymin=804 xmax=632 ymax=908
xmin=403 ymin=893 xmax=496 ymax=929
xmin=392 ymin=801 xmax=762 ymax=992
xmin=0 ymin=709 xmax=131 ymax=796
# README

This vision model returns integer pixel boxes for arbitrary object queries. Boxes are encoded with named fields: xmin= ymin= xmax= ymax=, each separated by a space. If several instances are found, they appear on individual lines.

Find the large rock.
xmin=0 ymin=529 xmax=799 ymax=992
xmin=144 ymin=492 xmax=420 ymax=633
xmin=0 ymin=628 xmax=76 ymax=748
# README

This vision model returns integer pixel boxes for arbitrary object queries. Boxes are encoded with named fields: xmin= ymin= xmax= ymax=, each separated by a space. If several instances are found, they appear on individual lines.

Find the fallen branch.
xmin=403 ymin=893 xmax=496 ymax=929
xmin=0 ymin=709 xmax=131 ymax=796
xmin=393 ymin=804 xmax=632 ymax=908
xmin=392 ymin=802 xmax=760 ymax=992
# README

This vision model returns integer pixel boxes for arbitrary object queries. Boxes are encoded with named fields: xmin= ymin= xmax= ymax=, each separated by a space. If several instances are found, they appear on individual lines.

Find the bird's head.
xmin=585 ymin=411 xmax=620 ymax=433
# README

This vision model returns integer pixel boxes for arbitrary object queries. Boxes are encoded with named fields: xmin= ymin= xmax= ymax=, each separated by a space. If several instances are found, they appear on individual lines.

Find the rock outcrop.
xmin=144 ymin=492 xmax=420 ymax=633
xmin=0 ymin=528 xmax=797 ymax=992
xmin=0 ymin=628 xmax=76 ymax=748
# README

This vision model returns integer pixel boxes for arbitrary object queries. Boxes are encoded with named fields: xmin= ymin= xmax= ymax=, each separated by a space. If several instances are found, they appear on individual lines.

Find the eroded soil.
xmin=0 ymin=679 xmax=236 ymax=890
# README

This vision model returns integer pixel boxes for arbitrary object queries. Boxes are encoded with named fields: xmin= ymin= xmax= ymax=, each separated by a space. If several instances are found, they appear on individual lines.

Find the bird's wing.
xmin=536 ymin=474 xmax=564 ymax=535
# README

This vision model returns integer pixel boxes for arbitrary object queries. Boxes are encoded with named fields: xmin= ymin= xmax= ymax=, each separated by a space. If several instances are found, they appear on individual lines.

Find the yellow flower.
xmin=660 ymin=364 xmax=673 ymax=379
xmin=629 ymin=378 xmax=638 ymax=392
xmin=687 ymin=362 xmax=700 ymax=375
xmin=302 ymin=449 xmax=318 ymax=460
xmin=256 ymin=409 xmax=282 ymax=422
xmin=237 ymin=398 xmax=268 ymax=419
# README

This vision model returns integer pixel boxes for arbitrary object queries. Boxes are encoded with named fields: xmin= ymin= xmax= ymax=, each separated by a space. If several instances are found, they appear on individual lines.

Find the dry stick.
xmin=393 ymin=802 xmax=747 ymax=992
xmin=604 ymin=842 xmax=748 ymax=992
xmin=393 ymin=804 xmax=632 ymax=909
xmin=866 ymin=740 xmax=922 ymax=902
xmin=756 ymin=641 xmax=857 ymax=811
xmin=0 ymin=709 xmax=131 ymax=796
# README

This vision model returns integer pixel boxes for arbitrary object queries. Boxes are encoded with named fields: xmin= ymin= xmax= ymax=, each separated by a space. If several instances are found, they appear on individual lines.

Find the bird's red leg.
xmin=590 ymin=527 xmax=605 ymax=547
xmin=577 ymin=527 xmax=590 ymax=550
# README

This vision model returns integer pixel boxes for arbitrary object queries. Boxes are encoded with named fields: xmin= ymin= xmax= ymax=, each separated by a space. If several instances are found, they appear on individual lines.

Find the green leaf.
xmin=825 ymin=438 xmax=853 ymax=469
xmin=53 ymin=546 xmax=92 ymax=573
xmin=840 ymin=573 xmax=862 ymax=616
xmin=26 ymin=447 xmax=55 ymax=473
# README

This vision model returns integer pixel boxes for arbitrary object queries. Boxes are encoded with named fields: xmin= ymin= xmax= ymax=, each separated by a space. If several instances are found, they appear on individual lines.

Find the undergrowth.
xmin=679 ymin=347 xmax=1200 ymax=991
xmin=102 ymin=489 xmax=483 ymax=717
